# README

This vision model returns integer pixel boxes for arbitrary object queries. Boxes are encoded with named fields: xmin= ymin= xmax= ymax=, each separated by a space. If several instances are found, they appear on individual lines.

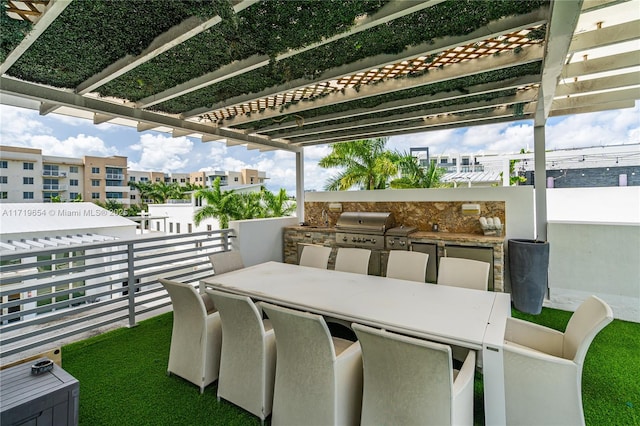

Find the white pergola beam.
xmin=550 ymin=100 xmax=635 ymax=117
xmin=183 ymin=7 xmax=549 ymax=119
xmin=295 ymin=104 xmax=536 ymax=145
xmin=0 ymin=0 xmax=72 ymax=74
xmin=563 ymin=50 xmax=640 ymax=78
xmin=93 ymin=113 xmax=114 ymax=124
xmin=569 ymin=20 xmax=640 ymax=53
xmin=554 ymin=72 xmax=640 ymax=97
xmin=137 ymin=122 xmax=157 ymax=132
xmin=284 ymin=90 xmax=537 ymax=140
xmin=0 ymin=76 xmax=300 ymax=152
xmin=258 ymin=74 xmax=541 ymax=134
xmin=551 ymin=87 xmax=640 ymax=110
xmin=534 ymin=0 xmax=584 ymax=126
xmin=136 ymin=0 xmax=448 ymax=108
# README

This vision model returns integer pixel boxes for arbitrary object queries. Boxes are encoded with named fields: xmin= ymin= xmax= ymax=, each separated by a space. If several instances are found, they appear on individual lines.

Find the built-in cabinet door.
xmin=442 ymin=245 xmax=494 ymax=291
xmin=409 ymin=243 xmax=438 ymax=283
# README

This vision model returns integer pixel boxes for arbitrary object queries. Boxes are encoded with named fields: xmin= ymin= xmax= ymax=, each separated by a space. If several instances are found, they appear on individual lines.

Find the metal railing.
xmin=43 ymin=184 xmax=68 ymax=191
xmin=0 ymin=229 xmax=235 ymax=360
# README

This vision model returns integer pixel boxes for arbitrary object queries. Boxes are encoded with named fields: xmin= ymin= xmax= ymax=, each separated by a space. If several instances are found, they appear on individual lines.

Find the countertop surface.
xmin=286 ymin=226 xmax=503 ymax=243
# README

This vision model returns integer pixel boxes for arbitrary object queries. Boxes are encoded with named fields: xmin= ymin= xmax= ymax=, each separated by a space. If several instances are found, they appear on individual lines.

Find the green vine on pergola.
xmin=150 ymin=0 xmax=548 ymax=114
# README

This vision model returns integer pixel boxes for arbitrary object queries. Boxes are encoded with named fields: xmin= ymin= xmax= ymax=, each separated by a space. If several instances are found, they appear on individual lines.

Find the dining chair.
xmin=437 ymin=256 xmax=490 ymax=291
xmin=260 ymin=302 xmax=363 ymax=426
xmin=209 ymin=250 xmax=244 ymax=275
xmin=334 ymin=247 xmax=371 ymax=275
xmin=386 ymin=250 xmax=429 ymax=282
xmin=503 ymin=295 xmax=613 ymax=425
xmin=206 ymin=289 xmax=276 ymax=424
xmin=298 ymin=244 xmax=332 ymax=269
xmin=158 ymin=278 xmax=222 ymax=393
xmin=352 ymin=323 xmax=475 ymax=425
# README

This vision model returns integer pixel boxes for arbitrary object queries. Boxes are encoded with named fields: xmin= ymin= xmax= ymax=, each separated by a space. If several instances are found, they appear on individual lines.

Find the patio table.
xmin=201 ymin=261 xmax=510 ymax=424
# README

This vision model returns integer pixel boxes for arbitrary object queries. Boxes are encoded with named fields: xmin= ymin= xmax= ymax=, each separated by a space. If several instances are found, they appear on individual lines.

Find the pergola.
xmin=1 ymin=0 xmax=639 ymax=237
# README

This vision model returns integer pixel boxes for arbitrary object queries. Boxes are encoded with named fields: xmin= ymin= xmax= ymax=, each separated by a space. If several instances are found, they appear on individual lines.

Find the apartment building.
xmin=0 ymin=146 xmax=129 ymax=203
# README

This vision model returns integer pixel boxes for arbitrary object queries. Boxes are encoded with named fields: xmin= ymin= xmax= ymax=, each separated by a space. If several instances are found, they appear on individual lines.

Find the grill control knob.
xmin=400 ymin=241 xmax=406 ymax=247
xmin=372 ymin=238 xmax=376 ymax=244
xmin=351 ymin=237 xmax=357 ymax=242
xmin=389 ymin=240 xmax=394 ymax=246
xmin=342 ymin=236 xmax=347 ymax=242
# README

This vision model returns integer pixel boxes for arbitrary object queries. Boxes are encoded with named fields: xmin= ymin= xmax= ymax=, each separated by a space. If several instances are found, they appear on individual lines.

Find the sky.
xmin=1 ymin=102 xmax=638 ymax=193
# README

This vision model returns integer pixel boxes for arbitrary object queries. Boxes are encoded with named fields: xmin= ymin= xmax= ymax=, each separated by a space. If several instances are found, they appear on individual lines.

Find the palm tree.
xmin=261 ymin=187 xmax=296 ymax=217
xmin=147 ymin=181 xmax=185 ymax=203
xmin=318 ymin=138 xmax=399 ymax=190
xmin=193 ymin=178 xmax=240 ymax=229
xmin=131 ymin=181 xmax=154 ymax=203
xmin=390 ymin=153 xmax=445 ymax=189
xmin=236 ymin=191 xmax=264 ymax=220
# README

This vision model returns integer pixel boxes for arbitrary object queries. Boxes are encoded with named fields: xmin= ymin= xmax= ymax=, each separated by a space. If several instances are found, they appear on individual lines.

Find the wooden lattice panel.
xmin=4 ymin=0 xmax=49 ymax=22
xmin=202 ymin=25 xmax=544 ymax=123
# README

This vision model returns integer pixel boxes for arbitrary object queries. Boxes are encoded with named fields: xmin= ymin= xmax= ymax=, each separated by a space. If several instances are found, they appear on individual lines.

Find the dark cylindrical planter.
xmin=508 ymin=239 xmax=550 ymax=314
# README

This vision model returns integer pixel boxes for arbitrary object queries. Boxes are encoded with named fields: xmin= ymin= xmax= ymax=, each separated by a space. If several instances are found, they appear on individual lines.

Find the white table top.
xmin=202 ymin=261 xmax=510 ymax=349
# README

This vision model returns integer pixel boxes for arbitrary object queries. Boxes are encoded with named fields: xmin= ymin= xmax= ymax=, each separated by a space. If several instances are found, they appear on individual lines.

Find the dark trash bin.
xmin=508 ymin=239 xmax=550 ymax=314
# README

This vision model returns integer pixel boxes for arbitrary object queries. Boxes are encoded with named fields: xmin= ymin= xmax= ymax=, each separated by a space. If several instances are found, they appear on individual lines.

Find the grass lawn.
xmin=62 ymin=307 xmax=639 ymax=425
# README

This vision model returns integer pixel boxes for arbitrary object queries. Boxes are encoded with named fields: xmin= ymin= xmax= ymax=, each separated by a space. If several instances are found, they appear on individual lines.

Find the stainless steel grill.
xmin=335 ymin=212 xmax=395 ymax=250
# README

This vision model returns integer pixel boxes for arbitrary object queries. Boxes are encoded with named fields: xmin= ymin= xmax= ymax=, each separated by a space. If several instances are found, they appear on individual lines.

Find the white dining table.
xmin=201 ymin=261 xmax=510 ymax=425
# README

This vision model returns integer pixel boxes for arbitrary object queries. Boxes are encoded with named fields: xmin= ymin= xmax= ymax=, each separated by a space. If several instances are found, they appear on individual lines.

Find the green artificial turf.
xmin=62 ymin=307 xmax=640 ymax=425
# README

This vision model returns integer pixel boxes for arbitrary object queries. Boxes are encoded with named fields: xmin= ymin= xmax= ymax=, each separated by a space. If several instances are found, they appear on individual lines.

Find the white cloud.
xmin=128 ymin=134 xmax=193 ymax=171
xmin=0 ymin=105 xmax=51 ymax=143
xmin=35 ymin=134 xmax=117 ymax=157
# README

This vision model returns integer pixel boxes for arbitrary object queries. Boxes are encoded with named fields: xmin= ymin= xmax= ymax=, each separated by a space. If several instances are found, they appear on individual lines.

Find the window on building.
xmin=91 ymin=192 xmax=100 ymax=199
xmin=92 ymin=179 xmax=100 ymax=186
xmin=169 ymin=222 xmax=173 ymax=233
xmin=23 ymin=192 xmax=34 ymax=199
xmin=23 ymin=162 xmax=34 ymax=170
xmin=69 ymin=192 xmax=79 ymax=199
xmin=176 ymin=223 xmax=181 ymax=233
xmin=172 ymin=178 xmax=177 ymax=183
xmin=106 ymin=192 xmax=123 ymax=199
xmin=140 ymin=177 xmax=148 ymax=182
xmin=23 ymin=177 xmax=34 ymax=184
xmin=0 ymin=192 xmax=7 ymax=199
xmin=155 ymin=177 xmax=160 ymax=182
xmin=106 ymin=179 xmax=121 ymax=186
xmin=43 ymin=164 xmax=59 ymax=175
xmin=0 ymin=176 xmax=7 ymax=184
xmin=234 ymin=177 xmax=239 ymax=182
xmin=70 ymin=179 xmax=79 ymax=186
xmin=180 ymin=178 xmax=186 ymax=183
xmin=207 ymin=224 xmax=212 ymax=231
xmin=0 ymin=161 xmax=7 ymax=168
xmin=130 ymin=194 xmax=136 ymax=200
xmin=188 ymin=223 xmax=192 ymax=233
xmin=70 ymin=166 xmax=78 ymax=173
xmin=91 ymin=167 xmax=100 ymax=174
xmin=250 ymin=177 xmax=254 ymax=183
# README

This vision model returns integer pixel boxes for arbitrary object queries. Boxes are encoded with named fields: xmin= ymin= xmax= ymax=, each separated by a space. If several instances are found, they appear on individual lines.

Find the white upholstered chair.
xmin=158 ymin=278 xmax=222 ymax=393
xmin=352 ymin=323 xmax=475 ymax=425
xmin=299 ymin=244 xmax=332 ymax=269
xmin=260 ymin=302 xmax=363 ymax=426
xmin=503 ymin=295 xmax=613 ymax=425
xmin=209 ymin=250 xmax=244 ymax=275
xmin=437 ymin=256 xmax=490 ymax=291
xmin=334 ymin=247 xmax=371 ymax=275
xmin=386 ymin=250 xmax=429 ymax=282
xmin=206 ymin=289 xmax=276 ymax=423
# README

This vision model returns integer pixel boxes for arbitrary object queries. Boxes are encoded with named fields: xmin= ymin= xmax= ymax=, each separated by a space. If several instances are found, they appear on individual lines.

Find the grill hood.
xmin=335 ymin=212 xmax=395 ymax=234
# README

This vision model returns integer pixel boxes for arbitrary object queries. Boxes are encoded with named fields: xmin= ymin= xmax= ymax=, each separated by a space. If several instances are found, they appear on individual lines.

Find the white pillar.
xmin=502 ymin=158 xmax=511 ymax=186
xmin=295 ymin=149 xmax=305 ymax=223
xmin=534 ymin=125 xmax=547 ymax=240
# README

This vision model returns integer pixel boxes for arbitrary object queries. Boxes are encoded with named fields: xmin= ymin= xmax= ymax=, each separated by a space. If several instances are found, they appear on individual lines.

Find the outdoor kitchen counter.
xmin=409 ymin=231 xmax=504 ymax=244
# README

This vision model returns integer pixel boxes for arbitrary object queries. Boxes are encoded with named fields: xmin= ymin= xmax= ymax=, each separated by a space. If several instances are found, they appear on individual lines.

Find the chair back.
xmin=260 ymin=302 xmax=338 ymax=422
xmin=209 ymin=251 xmax=244 ymax=275
xmin=353 ymin=323 xmax=455 ymax=425
xmin=159 ymin=278 xmax=207 ymax=323
xmin=437 ymin=257 xmax=490 ymax=290
xmin=334 ymin=247 xmax=371 ymax=274
xmin=563 ymin=295 xmax=613 ymax=363
xmin=299 ymin=245 xmax=332 ymax=269
xmin=386 ymin=250 xmax=429 ymax=282
xmin=207 ymin=289 xmax=267 ymax=345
